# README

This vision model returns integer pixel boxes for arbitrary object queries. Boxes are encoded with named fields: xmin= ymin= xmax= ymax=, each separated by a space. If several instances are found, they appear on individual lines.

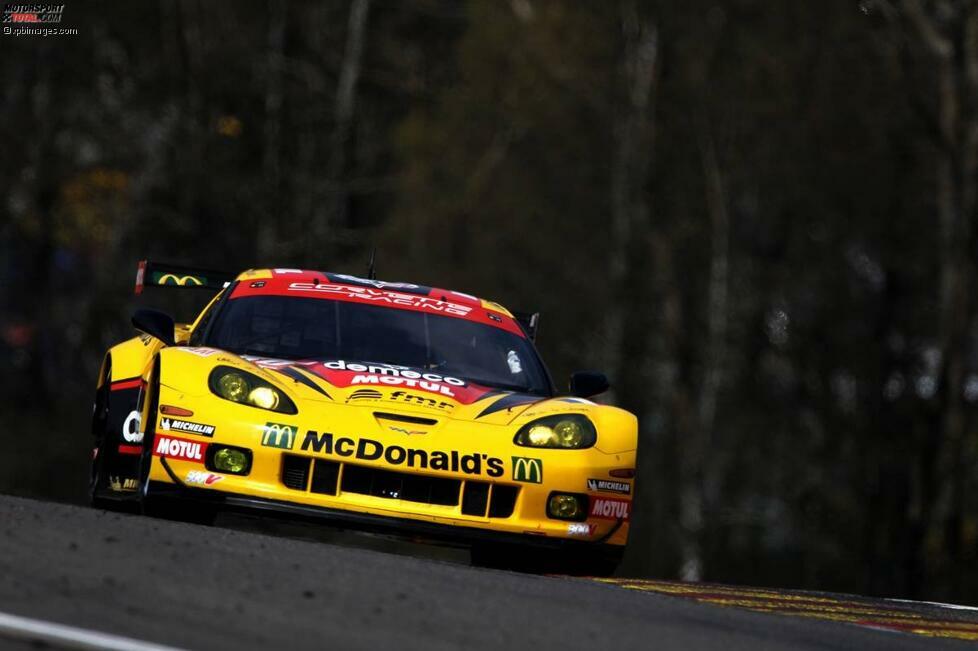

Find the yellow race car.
xmin=90 ymin=261 xmax=637 ymax=574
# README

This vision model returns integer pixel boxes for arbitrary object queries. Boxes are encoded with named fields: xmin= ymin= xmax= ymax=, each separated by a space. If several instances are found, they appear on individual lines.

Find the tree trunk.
xmin=258 ymin=0 xmax=287 ymax=262
xmin=605 ymin=2 xmax=657 ymax=399
xmin=312 ymin=0 xmax=371 ymax=255
xmin=678 ymin=125 xmax=731 ymax=582
xmin=897 ymin=0 xmax=978 ymax=598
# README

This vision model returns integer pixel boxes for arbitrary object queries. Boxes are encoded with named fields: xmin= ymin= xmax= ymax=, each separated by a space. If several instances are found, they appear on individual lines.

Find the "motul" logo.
xmin=153 ymin=435 xmax=206 ymax=462
xmin=590 ymin=497 xmax=631 ymax=521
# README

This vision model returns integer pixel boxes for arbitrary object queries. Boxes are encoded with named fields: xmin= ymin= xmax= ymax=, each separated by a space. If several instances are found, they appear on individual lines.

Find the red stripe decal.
xmin=117 ymin=444 xmax=143 ymax=455
xmin=110 ymin=378 xmax=143 ymax=391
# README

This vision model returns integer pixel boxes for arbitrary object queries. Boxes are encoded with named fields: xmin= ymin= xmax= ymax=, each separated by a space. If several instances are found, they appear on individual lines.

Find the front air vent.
xmin=373 ymin=412 xmax=438 ymax=425
xmin=488 ymin=484 xmax=519 ymax=518
xmin=461 ymin=481 xmax=490 ymax=516
xmin=310 ymin=459 xmax=340 ymax=495
xmin=341 ymin=464 xmax=460 ymax=506
xmin=282 ymin=454 xmax=310 ymax=490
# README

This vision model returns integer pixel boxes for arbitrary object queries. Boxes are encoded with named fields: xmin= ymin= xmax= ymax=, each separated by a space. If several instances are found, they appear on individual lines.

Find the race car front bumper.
xmin=144 ymin=478 xmax=625 ymax=564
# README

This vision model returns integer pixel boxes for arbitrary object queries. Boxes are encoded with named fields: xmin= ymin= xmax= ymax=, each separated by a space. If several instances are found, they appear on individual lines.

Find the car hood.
xmin=169 ymin=348 xmax=561 ymax=426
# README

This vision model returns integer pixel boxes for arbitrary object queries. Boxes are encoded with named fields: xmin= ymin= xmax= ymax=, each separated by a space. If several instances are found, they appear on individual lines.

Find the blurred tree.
xmin=3 ymin=0 xmax=978 ymax=601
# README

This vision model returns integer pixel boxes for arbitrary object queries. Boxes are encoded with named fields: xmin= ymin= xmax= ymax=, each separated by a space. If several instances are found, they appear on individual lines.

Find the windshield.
xmin=206 ymin=295 xmax=552 ymax=396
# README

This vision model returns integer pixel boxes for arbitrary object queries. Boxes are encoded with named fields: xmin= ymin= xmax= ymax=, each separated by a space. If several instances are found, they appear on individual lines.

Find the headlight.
xmin=208 ymin=366 xmax=297 ymax=414
xmin=547 ymin=493 xmax=587 ymax=521
xmin=208 ymin=446 xmax=252 ymax=475
xmin=513 ymin=414 xmax=596 ymax=449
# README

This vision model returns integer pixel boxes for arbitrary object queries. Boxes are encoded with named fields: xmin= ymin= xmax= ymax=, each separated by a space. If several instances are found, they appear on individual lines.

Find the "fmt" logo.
xmin=261 ymin=422 xmax=296 ymax=449
xmin=512 ymin=456 xmax=543 ymax=483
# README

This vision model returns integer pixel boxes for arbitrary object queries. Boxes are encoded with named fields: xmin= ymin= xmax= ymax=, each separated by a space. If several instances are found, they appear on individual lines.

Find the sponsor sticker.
xmin=153 ymin=272 xmax=204 ymax=287
xmin=122 ymin=410 xmax=143 ymax=443
xmin=153 ymin=435 xmax=206 ymax=463
xmin=388 ymin=390 xmax=454 ymax=410
xmin=159 ymin=417 xmax=215 ymax=437
xmin=586 ymin=478 xmax=632 ymax=495
xmin=512 ymin=456 xmax=543 ymax=483
xmin=349 ymin=373 xmax=460 ymax=397
xmin=346 ymin=388 xmax=383 ymax=402
xmin=261 ymin=422 xmax=297 ymax=449
xmin=179 ymin=347 xmax=220 ymax=357
xmin=287 ymin=282 xmax=472 ymax=317
xmin=109 ymin=476 xmax=139 ymax=491
xmin=567 ymin=523 xmax=597 ymax=536
xmin=244 ymin=358 xmax=496 ymax=405
xmin=506 ymin=350 xmax=522 ymax=374
xmin=590 ymin=497 xmax=631 ymax=521
xmin=185 ymin=470 xmax=223 ymax=486
xmin=323 ymin=360 xmax=466 ymax=397
xmin=323 ymin=360 xmax=466 ymax=386
xmin=300 ymin=431 xmax=504 ymax=477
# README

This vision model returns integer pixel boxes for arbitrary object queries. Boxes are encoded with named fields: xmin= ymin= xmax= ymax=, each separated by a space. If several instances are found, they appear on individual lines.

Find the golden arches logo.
xmin=512 ymin=456 xmax=543 ymax=483
xmin=261 ymin=422 xmax=296 ymax=450
xmin=157 ymin=273 xmax=204 ymax=287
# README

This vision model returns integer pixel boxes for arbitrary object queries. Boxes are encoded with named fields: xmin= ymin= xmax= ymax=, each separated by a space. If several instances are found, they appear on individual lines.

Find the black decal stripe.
xmin=476 ymin=393 xmax=542 ymax=419
xmin=473 ymin=389 xmax=505 ymax=404
xmin=276 ymin=366 xmax=333 ymax=399
xmin=159 ymin=457 xmax=186 ymax=487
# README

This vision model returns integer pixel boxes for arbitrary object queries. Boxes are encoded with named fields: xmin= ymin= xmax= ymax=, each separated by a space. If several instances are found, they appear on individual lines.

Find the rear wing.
xmin=513 ymin=311 xmax=540 ymax=342
xmin=134 ymin=260 xmax=236 ymax=295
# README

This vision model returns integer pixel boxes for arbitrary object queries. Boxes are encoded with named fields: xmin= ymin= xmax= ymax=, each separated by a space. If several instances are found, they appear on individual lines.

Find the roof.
xmin=230 ymin=268 xmax=524 ymax=337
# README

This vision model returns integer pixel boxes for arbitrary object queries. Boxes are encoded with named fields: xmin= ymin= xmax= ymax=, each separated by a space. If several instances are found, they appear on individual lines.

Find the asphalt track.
xmin=0 ymin=494 xmax=975 ymax=650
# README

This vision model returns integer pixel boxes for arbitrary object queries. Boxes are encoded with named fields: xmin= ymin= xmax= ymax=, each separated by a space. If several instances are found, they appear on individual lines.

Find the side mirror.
xmin=132 ymin=308 xmax=176 ymax=347
xmin=569 ymin=371 xmax=610 ymax=398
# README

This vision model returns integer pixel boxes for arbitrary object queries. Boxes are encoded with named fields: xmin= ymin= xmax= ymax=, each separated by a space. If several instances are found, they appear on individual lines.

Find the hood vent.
xmin=373 ymin=412 xmax=437 ymax=426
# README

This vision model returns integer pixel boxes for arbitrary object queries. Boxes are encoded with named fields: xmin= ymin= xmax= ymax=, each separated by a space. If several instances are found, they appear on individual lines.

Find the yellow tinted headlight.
xmin=208 ymin=446 xmax=252 ymax=475
xmin=248 ymin=386 xmax=279 ymax=410
xmin=208 ymin=366 xmax=297 ymax=414
xmin=527 ymin=425 xmax=557 ymax=446
xmin=548 ymin=494 xmax=584 ymax=519
xmin=213 ymin=448 xmax=249 ymax=473
xmin=217 ymin=372 xmax=248 ymax=402
xmin=514 ymin=415 xmax=596 ymax=449
xmin=554 ymin=419 xmax=584 ymax=447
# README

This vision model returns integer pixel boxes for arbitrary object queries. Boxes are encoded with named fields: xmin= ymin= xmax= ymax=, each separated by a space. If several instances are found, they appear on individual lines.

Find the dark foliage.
xmin=2 ymin=0 xmax=977 ymax=601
